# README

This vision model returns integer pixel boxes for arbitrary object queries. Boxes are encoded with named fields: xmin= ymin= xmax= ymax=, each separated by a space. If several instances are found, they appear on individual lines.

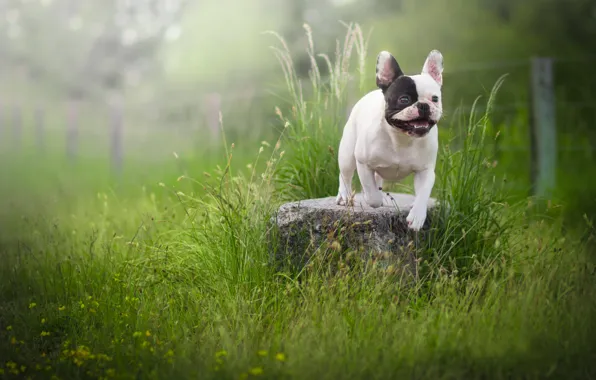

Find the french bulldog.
xmin=335 ymin=49 xmax=444 ymax=231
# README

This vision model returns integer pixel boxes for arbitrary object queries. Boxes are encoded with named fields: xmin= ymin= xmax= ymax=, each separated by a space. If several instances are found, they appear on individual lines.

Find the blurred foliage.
xmin=2 ymin=0 xmax=595 ymax=98
xmin=0 ymin=0 xmax=595 ymax=221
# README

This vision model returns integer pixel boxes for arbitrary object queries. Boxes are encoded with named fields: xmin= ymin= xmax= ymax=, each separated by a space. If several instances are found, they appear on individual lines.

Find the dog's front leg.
xmin=407 ymin=169 xmax=435 ymax=231
xmin=357 ymin=161 xmax=383 ymax=208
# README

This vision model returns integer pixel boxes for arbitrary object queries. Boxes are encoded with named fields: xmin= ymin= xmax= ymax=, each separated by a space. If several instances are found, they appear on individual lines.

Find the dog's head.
xmin=376 ymin=50 xmax=444 ymax=137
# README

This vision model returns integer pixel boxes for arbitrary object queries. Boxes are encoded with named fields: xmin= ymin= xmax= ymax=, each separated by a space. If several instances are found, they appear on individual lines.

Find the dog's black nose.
xmin=417 ymin=102 xmax=430 ymax=118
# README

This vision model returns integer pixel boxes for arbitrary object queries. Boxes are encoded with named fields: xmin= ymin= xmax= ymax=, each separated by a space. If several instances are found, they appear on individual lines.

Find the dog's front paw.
xmin=406 ymin=207 xmax=427 ymax=231
xmin=336 ymin=191 xmax=354 ymax=206
xmin=364 ymin=191 xmax=384 ymax=208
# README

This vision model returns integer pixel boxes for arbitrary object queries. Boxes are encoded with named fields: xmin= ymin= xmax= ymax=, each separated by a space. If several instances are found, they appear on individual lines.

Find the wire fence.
xmin=0 ymin=55 xmax=595 ymax=193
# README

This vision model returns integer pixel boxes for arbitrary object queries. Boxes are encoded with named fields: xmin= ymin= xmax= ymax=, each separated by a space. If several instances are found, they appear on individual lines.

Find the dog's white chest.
xmin=359 ymin=125 xmax=438 ymax=182
xmin=369 ymin=146 xmax=426 ymax=181
xmin=373 ymin=163 xmax=415 ymax=182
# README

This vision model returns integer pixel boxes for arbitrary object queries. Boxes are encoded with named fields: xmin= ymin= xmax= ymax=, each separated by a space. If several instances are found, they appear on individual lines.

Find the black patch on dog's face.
xmin=375 ymin=50 xmax=440 ymax=137
xmin=384 ymin=76 xmax=418 ymax=115
xmin=383 ymin=76 xmax=436 ymax=137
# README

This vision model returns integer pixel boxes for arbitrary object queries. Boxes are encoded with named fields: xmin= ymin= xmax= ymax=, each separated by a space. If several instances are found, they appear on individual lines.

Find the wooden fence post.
xmin=109 ymin=98 xmax=123 ymax=175
xmin=0 ymin=104 xmax=3 ymax=146
xmin=204 ymin=92 xmax=221 ymax=140
xmin=66 ymin=100 xmax=79 ymax=162
xmin=35 ymin=107 xmax=45 ymax=154
xmin=12 ymin=105 xmax=22 ymax=148
xmin=529 ymin=57 xmax=557 ymax=198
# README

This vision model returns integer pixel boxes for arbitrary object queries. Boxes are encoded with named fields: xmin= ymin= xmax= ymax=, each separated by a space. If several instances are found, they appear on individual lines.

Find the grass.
xmin=270 ymin=23 xmax=370 ymax=201
xmin=1 ymin=24 xmax=596 ymax=380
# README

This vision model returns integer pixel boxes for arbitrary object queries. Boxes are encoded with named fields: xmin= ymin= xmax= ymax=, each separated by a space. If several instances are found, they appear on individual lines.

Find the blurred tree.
xmin=162 ymin=0 xmax=351 ymax=88
xmin=162 ymin=0 xmax=287 ymax=88
xmin=0 ymin=0 xmax=189 ymax=100
xmin=282 ymin=0 xmax=348 ymax=77
xmin=480 ymin=0 xmax=596 ymax=55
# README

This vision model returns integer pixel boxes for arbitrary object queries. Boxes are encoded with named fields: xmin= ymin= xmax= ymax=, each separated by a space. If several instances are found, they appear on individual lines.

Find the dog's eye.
xmin=398 ymin=95 xmax=410 ymax=104
xmin=432 ymin=95 xmax=439 ymax=103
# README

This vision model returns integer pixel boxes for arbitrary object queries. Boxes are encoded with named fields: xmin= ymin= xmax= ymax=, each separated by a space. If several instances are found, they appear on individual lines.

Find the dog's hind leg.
xmin=357 ymin=162 xmax=383 ymax=208
xmin=336 ymin=150 xmax=356 ymax=206
xmin=336 ymin=121 xmax=357 ymax=206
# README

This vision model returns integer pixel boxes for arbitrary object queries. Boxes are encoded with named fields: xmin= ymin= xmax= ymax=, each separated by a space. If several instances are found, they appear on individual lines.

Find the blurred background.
xmin=0 ymin=0 xmax=595 ymax=221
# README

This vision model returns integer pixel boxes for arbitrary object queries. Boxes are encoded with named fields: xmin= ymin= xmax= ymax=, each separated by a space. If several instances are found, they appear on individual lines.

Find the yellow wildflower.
xmin=41 ymin=318 xmax=46 ymax=324
xmin=249 ymin=367 xmax=264 ymax=376
xmin=215 ymin=350 xmax=227 ymax=358
xmin=41 ymin=331 xmax=51 ymax=337
xmin=145 ymin=330 xmax=151 ymax=337
xmin=29 ymin=303 xmax=37 ymax=309
xmin=275 ymin=352 xmax=286 ymax=362
xmin=96 ymin=354 xmax=112 ymax=362
xmin=58 ymin=306 xmax=66 ymax=311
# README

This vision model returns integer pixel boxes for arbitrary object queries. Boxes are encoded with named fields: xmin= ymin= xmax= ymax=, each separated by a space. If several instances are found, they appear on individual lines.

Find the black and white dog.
xmin=335 ymin=50 xmax=444 ymax=231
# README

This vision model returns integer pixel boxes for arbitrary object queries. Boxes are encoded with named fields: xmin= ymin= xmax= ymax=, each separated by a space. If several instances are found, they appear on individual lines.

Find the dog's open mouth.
xmin=387 ymin=117 xmax=437 ymax=137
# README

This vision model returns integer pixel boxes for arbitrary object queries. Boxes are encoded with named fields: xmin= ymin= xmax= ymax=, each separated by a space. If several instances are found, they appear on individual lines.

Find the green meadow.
xmin=1 ymin=21 xmax=596 ymax=380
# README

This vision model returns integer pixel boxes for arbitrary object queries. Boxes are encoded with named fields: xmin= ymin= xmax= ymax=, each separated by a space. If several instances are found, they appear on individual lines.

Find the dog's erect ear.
xmin=422 ymin=50 xmax=444 ymax=86
xmin=376 ymin=51 xmax=403 ymax=92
